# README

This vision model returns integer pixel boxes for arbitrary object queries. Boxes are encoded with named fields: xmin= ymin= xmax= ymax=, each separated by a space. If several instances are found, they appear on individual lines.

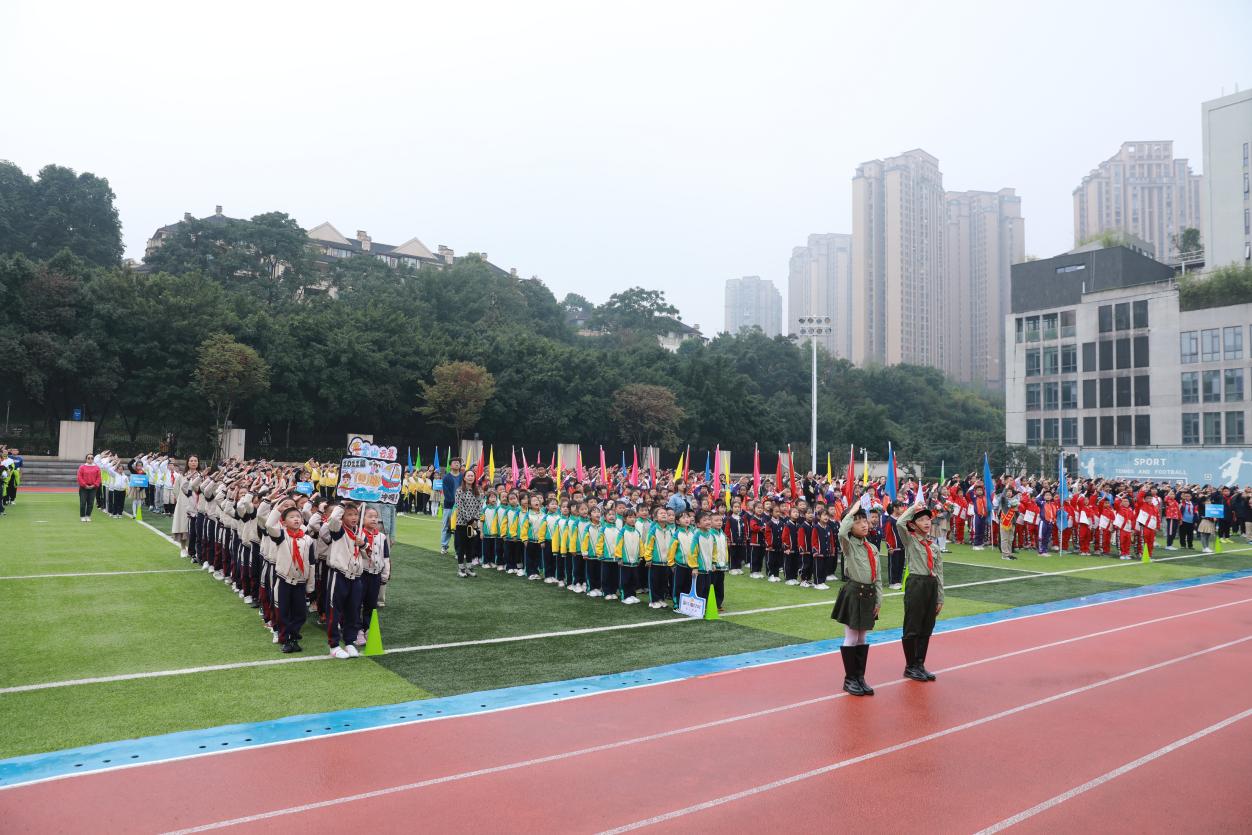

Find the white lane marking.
xmin=974 ymin=706 xmax=1252 ymax=833
xmin=596 ymin=636 xmax=1252 ymax=834
xmin=141 ymin=602 xmax=1252 ymax=832
xmin=944 ymin=559 xmax=1041 ymax=573
xmin=0 ymin=569 xmax=199 ymax=580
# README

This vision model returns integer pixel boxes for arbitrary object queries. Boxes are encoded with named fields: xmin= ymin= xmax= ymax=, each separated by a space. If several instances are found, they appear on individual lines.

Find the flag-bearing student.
xmin=265 ymin=498 xmax=315 ymax=654
xmin=832 ymin=503 xmax=883 ymax=697
xmin=325 ymin=501 xmax=366 ymax=659
xmin=896 ymin=500 xmax=944 ymax=682
xmin=360 ymin=507 xmax=391 ymax=642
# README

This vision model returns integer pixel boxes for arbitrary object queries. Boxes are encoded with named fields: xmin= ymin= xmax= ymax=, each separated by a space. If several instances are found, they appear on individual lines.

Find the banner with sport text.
xmin=1075 ymin=448 xmax=1252 ymax=488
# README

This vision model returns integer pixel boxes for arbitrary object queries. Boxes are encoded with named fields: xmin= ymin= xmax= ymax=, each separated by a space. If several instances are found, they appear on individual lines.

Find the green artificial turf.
xmin=3 ymin=492 xmax=1250 ymax=760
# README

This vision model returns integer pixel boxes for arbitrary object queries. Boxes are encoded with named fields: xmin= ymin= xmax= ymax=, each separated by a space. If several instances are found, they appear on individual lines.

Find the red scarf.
xmin=863 ymin=540 xmax=877 ymax=583
xmin=923 ymin=539 xmax=934 ymax=572
xmin=343 ymin=524 xmax=361 ymax=556
xmin=286 ymin=527 xmax=305 ymax=572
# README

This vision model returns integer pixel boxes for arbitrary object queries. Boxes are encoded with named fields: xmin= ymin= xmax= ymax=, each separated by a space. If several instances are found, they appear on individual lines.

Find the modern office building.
xmin=724 ymin=275 xmax=782 ymax=337
xmin=945 ymin=188 xmax=1025 ymax=388
xmin=851 ymin=149 xmax=946 ymax=369
xmin=787 ymin=234 xmax=851 ymax=357
xmin=1005 ymin=246 xmax=1252 ymax=474
xmin=1072 ymin=141 xmax=1203 ymax=263
xmin=1201 ymin=89 xmax=1252 ymax=269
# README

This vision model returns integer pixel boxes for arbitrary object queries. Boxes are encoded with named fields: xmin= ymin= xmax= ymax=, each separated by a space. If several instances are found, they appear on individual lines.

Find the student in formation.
xmin=601 ymin=510 xmax=622 ymax=600
xmin=725 ymin=499 xmax=745 ymax=575
xmin=747 ymin=501 xmax=767 ymax=578
xmin=764 ymin=505 xmax=785 ymax=582
xmin=503 ymin=491 xmax=523 ymax=574
xmin=569 ymin=502 xmax=590 ymax=593
xmin=481 ymin=491 xmax=501 ymax=569
xmin=1136 ymin=492 xmax=1160 ymax=559
xmin=523 ymin=493 xmax=543 ymax=581
xmin=551 ymin=499 xmax=569 ymax=587
xmin=882 ymin=502 xmax=904 ymax=590
xmin=325 ymin=502 xmax=366 ymax=659
xmin=613 ymin=508 xmax=644 ymax=604
xmin=360 ymin=507 xmax=391 ymax=640
xmin=1113 ymin=495 xmax=1135 ymax=559
xmin=832 ymin=503 xmax=883 ymax=696
xmin=998 ymin=486 xmax=1020 ymax=560
xmin=799 ymin=508 xmax=816 ymax=587
xmin=540 ymin=497 xmax=560 ymax=583
xmin=896 ymin=500 xmax=944 ymax=682
xmin=265 ymin=498 xmax=315 ymax=654
xmin=810 ymin=507 xmax=834 ymax=590
xmin=782 ymin=504 xmax=801 ymax=585
xmin=670 ymin=509 xmax=697 ymax=605
xmin=646 ymin=507 xmax=675 ymax=608
xmin=582 ymin=505 xmax=606 ymax=596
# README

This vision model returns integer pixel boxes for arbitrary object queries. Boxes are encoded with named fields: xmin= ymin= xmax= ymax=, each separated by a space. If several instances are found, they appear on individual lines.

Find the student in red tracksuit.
xmin=764 ymin=506 xmax=785 ymax=581
xmin=725 ymin=502 xmax=746 ymax=575
xmin=811 ymin=508 xmax=834 ymax=590
xmin=1076 ymin=493 xmax=1093 ymax=555
xmin=1138 ymin=497 xmax=1160 ymax=558
xmin=747 ymin=502 xmax=767 ymax=578
xmin=1114 ymin=496 xmax=1135 ymax=559
xmin=1163 ymin=492 xmax=1181 ymax=551
xmin=782 ymin=505 xmax=801 ymax=585
xmin=1099 ymin=500 xmax=1115 ymax=555
xmin=798 ymin=509 xmax=815 ymax=587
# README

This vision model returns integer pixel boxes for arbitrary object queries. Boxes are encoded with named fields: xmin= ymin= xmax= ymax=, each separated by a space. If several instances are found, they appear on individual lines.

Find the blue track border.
xmin=3 ymin=567 xmax=1250 ymax=790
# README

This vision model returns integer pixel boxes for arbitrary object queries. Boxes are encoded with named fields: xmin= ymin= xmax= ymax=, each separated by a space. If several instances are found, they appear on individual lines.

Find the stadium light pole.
xmin=797 ymin=316 xmax=833 ymax=473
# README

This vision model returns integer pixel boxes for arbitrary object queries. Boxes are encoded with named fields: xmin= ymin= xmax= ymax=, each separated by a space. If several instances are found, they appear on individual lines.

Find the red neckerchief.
xmin=923 ymin=539 xmax=934 ymax=572
xmin=363 ymin=528 xmax=377 ymax=552
xmin=863 ymin=540 xmax=877 ymax=583
xmin=286 ymin=527 xmax=305 ymax=572
xmin=343 ymin=524 xmax=361 ymax=556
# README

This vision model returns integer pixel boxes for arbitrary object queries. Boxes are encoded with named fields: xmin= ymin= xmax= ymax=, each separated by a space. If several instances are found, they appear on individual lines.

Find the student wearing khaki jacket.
xmin=266 ymin=500 xmax=316 ymax=654
xmin=896 ymin=501 xmax=945 ymax=683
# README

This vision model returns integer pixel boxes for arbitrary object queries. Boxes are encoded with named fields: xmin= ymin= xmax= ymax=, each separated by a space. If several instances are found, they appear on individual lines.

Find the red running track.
xmin=3 ymin=577 xmax=1252 ymax=834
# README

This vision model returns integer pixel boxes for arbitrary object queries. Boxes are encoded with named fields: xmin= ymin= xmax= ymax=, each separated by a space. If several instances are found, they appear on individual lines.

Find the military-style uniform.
xmin=897 ymin=503 xmax=945 ymax=681
xmin=831 ymin=504 xmax=884 ymax=696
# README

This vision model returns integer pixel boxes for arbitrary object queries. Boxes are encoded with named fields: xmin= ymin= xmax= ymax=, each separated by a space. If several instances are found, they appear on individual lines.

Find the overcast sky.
xmin=4 ymin=0 xmax=1250 ymax=330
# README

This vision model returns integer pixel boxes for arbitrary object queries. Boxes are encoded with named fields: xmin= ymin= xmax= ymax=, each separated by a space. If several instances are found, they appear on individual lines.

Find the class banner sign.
xmin=1076 ymin=448 xmax=1252 ymax=488
xmin=339 ymin=437 xmax=402 ymax=504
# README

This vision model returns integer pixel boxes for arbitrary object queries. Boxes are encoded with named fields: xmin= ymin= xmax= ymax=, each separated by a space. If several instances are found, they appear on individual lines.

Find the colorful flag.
xmin=825 ymin=451 xmax=832 ymax=484
xmin=433 ymin=447 xmax=440 ymax=473
xmin=885 ymin=442 xmax=897 ymax=503
xmin=576 ymin=447 xmax=586 ymax=483
xmin=1057 ymin=451 xmax=1069 ymax=532
xmin=774 ymin=451 xmax=782 ymax=494
xmin=940 ymin=459 xmax=945 ymax=484
xmin=982 ymin=452 xmax=995 ymax=522
xmin=600 ymin=445 xmax=608 ymax=484
xmin=711 ymin=444 xmax=721 ymax=501
xmin=752 ymin=444 xmax=761 ymax=498
xmin=488 ymin=446 xmax=496 ymax=483
xmin=407 ymin=446 xmax=413 ymax=472
xmin=474 ymin=447 xmax=485 ymax=482
xmin=648 ymin=448 xmax=657 ymax=489
xmin=621 ymin=449 xmax=627 ymax=474
xmin=675 ymin=449 xmax=685 ymax=484
xmin=522 ymin=448 xmax=532 ymax=487
xmin=629 ymin=447 xmax=639 ymax=487
xmin=509 ymin=447 xmax=518 ymax=488
xmin=788 ymin=446 xmax=798 ymax=500
xmin=704 ymin=450 xmax=711 ymax=485
xmin=862 ymin=448 xmax=869 ymax=486
xmin=556 ymin=447 xmax=563 ymax=498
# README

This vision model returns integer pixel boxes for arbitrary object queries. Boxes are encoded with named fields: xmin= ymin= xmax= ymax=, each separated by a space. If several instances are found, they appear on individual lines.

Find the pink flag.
xmin=648 ymin=449 xmax=656 ymax=489
xmin=510 ymin=447 xmax=519 ymax=488
xmin=522 ymin=448 xmax=532 ymax=488
xmin=629 ymin=447 xmax=639 ymax=487
xmin=576 ymin=447 xmax=586 ymax=482
xmin=550 ymin=450 xmax=556 ymax=475
xmin=599 ymin=446 xmax=607 ymax=485
xmin=752 ymin=444 xmax=761 ymax=498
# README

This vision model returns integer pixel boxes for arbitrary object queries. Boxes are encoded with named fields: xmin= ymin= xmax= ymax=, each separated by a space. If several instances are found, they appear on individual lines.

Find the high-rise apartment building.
xmin=945 ymin=189 xmax=1025 ymax=388
xmin=1201 ymin=90 xmax=1252 ymax=269
xmin=851 ymin=149 xmax=946 ymax=368
xmin=723 ymin=275 xmax=782 ymax=337
xmin=1072 ymin=141 xmax=1203 ymax=262
xmin=787 ymin=234 xmax=851 ymax=357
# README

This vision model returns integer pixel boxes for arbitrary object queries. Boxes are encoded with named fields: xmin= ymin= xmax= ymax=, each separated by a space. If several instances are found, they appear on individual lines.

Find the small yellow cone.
xmin=1215 ymin=536 xmax=1223 ymax=554
xmin=136 ymin=505 xmax=143 ymax=522
xmin=363 ymin=610 xmax=385 ymax=656
xmin=1141 ymin=541 xmax=1150 ymax=563
xmin=704 ymin=585 xmax=719 ymax=621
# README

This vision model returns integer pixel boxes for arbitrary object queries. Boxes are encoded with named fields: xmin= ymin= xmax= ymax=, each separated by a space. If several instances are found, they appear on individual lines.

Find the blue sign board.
xmin=295 ymin=481 xmax=315 ymax=496
xmin=1076 ymin=448 xmax=1252 ymax=488
xmin=129 ymin=474 xmax=149 ymax=488
xmin=72 ymin=408 xmax=82 ymax=421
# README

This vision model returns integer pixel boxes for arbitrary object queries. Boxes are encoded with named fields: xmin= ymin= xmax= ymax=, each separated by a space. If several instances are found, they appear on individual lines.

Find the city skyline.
xmin=3 ymin=1 xmax=1249 ymax=330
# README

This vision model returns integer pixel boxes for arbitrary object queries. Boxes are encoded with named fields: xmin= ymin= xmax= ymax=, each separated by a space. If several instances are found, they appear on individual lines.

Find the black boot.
xmin=917 ymin=635 xmax=936 ymax=681
xmin=902 ymin=637 xmax=927 ymax=681
xmin=840 ymin=646 xmax=865 ymax=696
xmin=856 ymin=644 xmax=874 ymax=695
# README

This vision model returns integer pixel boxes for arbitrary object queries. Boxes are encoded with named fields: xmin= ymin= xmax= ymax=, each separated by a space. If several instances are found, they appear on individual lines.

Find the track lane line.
xmin=594 ymin=635 xmax=1252 ymax=834
xmin=148 ymin=599 xmax=1252 ymax=834
xmin=974 ymin=706 xmax=1252 ymax=834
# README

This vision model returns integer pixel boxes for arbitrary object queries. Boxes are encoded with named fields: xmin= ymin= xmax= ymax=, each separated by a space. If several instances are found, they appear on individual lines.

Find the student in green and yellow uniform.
xmin=670 ymin=509 xmax=697 ymax=611
xmin=552 ymin=499 xmax=570 ymax=588
xmin=896 ymin=500 xmax=944 ymax=682
xmin=569 ymin=503 xmax=590 ymax=593
xmin=582 ymin=505 xmax=606 ymax=596
xmin=614 ymin=508 xmax=644 ymax=604
xmin=832 ymin=503 xmax=884 ymax=696
xmin=504 ymin=491 xmax=523 ymax=574
xmin=646 ymin=507 xmax=675 ymax=609
xmin=601 ymin=513 xmax=623 ymax=600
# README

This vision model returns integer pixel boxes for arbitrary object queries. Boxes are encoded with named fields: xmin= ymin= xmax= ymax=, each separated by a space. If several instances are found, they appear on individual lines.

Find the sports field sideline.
xmin=2 ymin=490 xmax=1251 ymax=763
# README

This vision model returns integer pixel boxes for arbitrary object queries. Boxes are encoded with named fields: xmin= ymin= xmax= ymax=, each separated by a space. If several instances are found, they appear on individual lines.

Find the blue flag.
xmin=1057 ymin=451 xmax=1069 ymax=531
xmin=704 ymin=451 xmax=712 ymax=485
xmin=622 ymin=449 xmax=627 ymax=473
xmin=982 ymin=452 xmax=995 ymax=520
xmin=885 ymin=442 xmax=897 ymax=503
xmin=433 ymin=447 xmax=441 ymax=473
xmin=407 ymin=446 xmax=413 ymax=472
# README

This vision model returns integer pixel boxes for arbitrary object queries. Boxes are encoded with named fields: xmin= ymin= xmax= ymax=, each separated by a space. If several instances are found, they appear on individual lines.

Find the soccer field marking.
xmin=3 ymin=549 xmax=1251 ymax=694
xmin=595 ymin=635 xmax=1252 ymax=834
xmin=162 ymin=629 xmax=1252 ymax=835
xmin=973 ymin=705 xmax=1252 ymax=834
xmin=944 ymin=559 xmax=1042 ymax=573
xmin=0 ymin=569 xmax=200 ymax=581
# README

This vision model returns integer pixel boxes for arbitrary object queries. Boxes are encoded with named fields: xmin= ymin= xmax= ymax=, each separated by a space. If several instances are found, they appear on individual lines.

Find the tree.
xmin=611 ymin=383 xmax=685 ymax=450
xmin=194 ymin=334 xmax=271 ymax=463
xmin=1179 ymin=263 xmax=1252 ymax=310
xmin=591 ymin=287 xmax=679 ymax=337
xmin=1172 ymin=226 xmax=1202 ymax=257
xmin=561 ymin=292 xmax=595 ymax=314
xmin=0 ymin=162 xmax=122 ymax=266
xmin=417 ymin=361 xmax=496 ymax=443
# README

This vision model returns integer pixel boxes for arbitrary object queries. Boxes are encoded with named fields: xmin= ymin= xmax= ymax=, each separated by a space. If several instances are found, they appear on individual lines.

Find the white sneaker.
xmin=768 ymin=575 xmax=780 ymax=583
xmin=1203 ymin=547 xmax=1213 ymax=553
xmin=573 ymin=584 xmax=584 ymax=593
xmin=202 ymin=563 xmax=212 ymax=571
xmin=471 ymin=558 xmax=480 ymax=566
xmin=345 ymin=644 xmax=360 ymax=658
xmin=272 ymin=630 xmax=280 ymax=643
xmin=750 ymin=572 xmax=762 ymax=579
xmin=785 ymin=579 xmax=798 ymax=586
xmin=800 ymin=581 xmax=811 ymax=588
xmin=495 ymin=565 xmax=504 ymax=571
xmin=330 ymin=646 xmax=350 ymax=659
xmin=244 ymin=596 xmax=253 ymax=604
xmin=545 ymin=577 xmax=558 ymax=584
xmin=213 ymin=571 xmax=224 ymax=580
xmin=624 ymin=596 xmax=640 ymax=604
xmin=528 ymin=574 xmax=540 ymax=581
xmin=815 ymin=583 xmax=830 ymax=590
xmin=1166 ymin=546 xmax=1177 ymax=551
xmin=889 ymin=583 xmax=902 ymax=590
xmin=730 ymin=569 xmax=742 ymax=575
xmin=588 ymin=589 xmax=603 ymax=598
xmin=973 ymin=546 xmax=984 ymax=551
xmin=1119 ymin=555 xmax=1131 ymax=560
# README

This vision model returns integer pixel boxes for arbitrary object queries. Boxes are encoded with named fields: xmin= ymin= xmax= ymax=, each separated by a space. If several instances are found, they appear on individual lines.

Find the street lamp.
xmin=797 ymin=316 xmax=833 ymax=473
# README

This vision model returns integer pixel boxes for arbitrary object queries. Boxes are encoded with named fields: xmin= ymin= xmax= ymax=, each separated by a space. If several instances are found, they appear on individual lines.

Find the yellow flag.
xmin=488 ymin=446 xmax=496 ymax=483
xmin=862 ymin=449 xmax=869 ymax=485
xmin=674 ymin=451 xmax=685 ymax=484
xmin=825 ymin=451 xmax=832 ymax=483
xmin=556 ymin=447 xmax=563 ymax=498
